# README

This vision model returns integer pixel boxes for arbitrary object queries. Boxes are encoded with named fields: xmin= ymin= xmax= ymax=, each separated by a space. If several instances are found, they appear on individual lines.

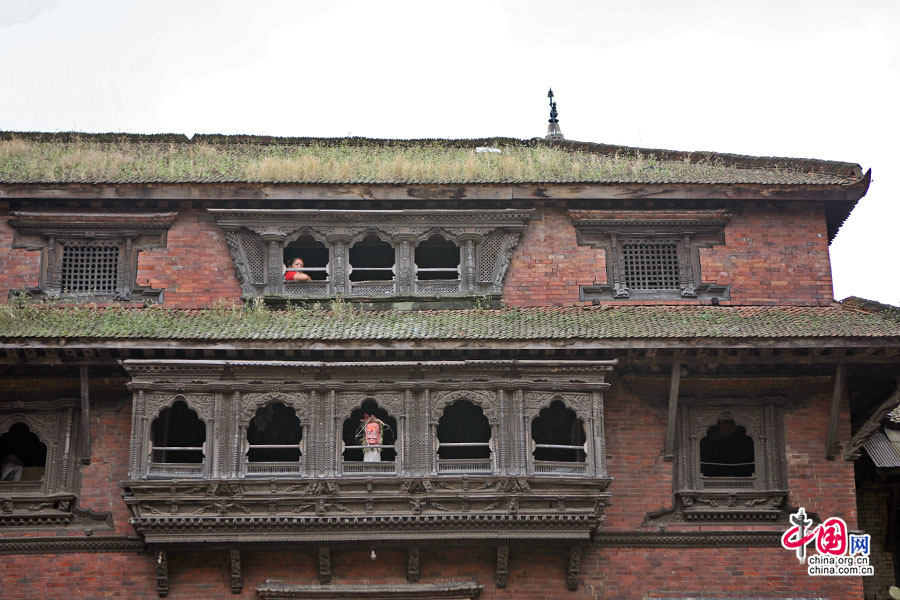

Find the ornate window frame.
xmin=431 ymin=391 xmax=498 ymax=475
xmin=133 ymin=393 xmax=215 ymax=480
xmin=674 ymin=398 xmax=788 ymax=521
xmin=0 ymin=398 xmax=80 ymax=527
xmin=525 ymin=392 xmax=599 ymax=477
xmin=209 ymin=209 xmax=532 ymax=300
xmin=569 ymin=209 xmax=730 ymax=301
xmin=8 ymin=211 xmax=176 ymax=303
xmin=241 ymin=392 xmax=309 ymax=478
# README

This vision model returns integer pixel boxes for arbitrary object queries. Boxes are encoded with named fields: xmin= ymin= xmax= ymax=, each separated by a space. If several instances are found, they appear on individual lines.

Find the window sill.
xmin=580 ymin=283 xmax=730 ymax=302
xmin=256 ymin=294 xmax=503 ymax=311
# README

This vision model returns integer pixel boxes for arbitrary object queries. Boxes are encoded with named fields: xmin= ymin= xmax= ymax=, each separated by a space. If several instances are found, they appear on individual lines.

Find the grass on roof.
xmin=0 ymin=138 xmax=759 ymax=183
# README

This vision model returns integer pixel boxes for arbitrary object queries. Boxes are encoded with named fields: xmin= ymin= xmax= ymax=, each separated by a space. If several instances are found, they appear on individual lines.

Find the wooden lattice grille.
xmin=60 ymin=244 xmax=119 ymax=294
xmin=622 ymin=242 xmax=679 ymax=290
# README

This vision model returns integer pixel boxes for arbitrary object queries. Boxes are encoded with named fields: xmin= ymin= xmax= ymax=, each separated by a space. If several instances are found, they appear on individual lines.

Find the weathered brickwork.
xmin=0 ymin=544 xmax=867 ymax=598
xmin=504 ymin=203 xmax=834 ymax=307
xmin=0 ymin=202 xmax=833 ymax=308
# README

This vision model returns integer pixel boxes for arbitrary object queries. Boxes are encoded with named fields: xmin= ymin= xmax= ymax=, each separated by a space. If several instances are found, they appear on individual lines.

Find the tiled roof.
xmin=0 ymin=132 xmax=865 ymax=186
xmin=1 ymin=302 xmax=898 ymax=343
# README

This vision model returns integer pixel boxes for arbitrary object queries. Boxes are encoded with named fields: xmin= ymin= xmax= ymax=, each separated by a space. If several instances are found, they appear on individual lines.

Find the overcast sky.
xmin=1 ymin=0 xmax=898 ymax=305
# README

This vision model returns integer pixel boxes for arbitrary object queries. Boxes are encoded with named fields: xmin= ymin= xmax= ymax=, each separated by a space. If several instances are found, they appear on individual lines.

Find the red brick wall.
xmin=503 ymin=202 xmax=834 ymax=307
xmin=0 ymin=376 xmax=865 ymax=599
xmin=1 ymin=202 xmax=833 ymax=309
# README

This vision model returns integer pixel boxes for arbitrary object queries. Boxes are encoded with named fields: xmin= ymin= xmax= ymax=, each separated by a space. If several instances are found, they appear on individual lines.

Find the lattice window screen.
xmin=478 ymin=232 xmax=504 ymax=281
xmin=622 ymin=242 xmax=679 ymax=290
xmin=60 ymin=244 xmax=120 ymax=294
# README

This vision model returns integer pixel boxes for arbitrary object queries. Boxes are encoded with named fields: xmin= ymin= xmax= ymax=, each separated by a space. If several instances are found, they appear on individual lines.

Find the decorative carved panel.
xmin=209 ymin=209 xmax=532 ymax=298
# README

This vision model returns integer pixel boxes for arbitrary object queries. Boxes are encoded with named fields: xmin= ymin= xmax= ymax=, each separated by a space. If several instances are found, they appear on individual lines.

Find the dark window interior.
xmin=60 ymin=244 xmax=120 ymax=294
xmin=342 ymin=399 xmax=397 ymax=461
xmin=415 ymin=235 xmax=460 ymax=281
xmin=437 ymin=400 xmax=491 ymax=459
xmin=349 ymin=235 xmax=395 ymax=282
xmin=247 ymin=402 xmax=302 ymax=462
xmin=532 ymin=400 xmax=586 ymax=462
xmin=151 ymin=401 xmax=206 ymax=464
xmin=699 ymin=419 xmax=755 ymax=477
xmin=622 ymin=241 xmax=679 ymax=290
xmin=0 ymin=422 xmax=47 ymax=482
xmin=284 ymin=235 xmax=329 ymax=281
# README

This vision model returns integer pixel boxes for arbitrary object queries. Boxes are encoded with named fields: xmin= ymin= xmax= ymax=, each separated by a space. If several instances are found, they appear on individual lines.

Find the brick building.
xmin=0 ymin=132 xmax=897 ymax=599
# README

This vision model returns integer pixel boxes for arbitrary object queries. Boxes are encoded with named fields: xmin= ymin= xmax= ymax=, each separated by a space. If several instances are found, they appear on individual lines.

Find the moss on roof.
xmin=1 ymin=302 xmax=898 ymax=342
xmin=0 ymin=133 xmax=863 ymax=186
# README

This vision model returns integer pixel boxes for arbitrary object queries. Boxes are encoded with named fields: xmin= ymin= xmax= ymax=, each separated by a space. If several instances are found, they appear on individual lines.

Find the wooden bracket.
xmin=79 ymin=365 xmax=91 ymax=465
xmin=495 ymin=545 xmax=509 ymax=589
xmin=155 ymin=549 xmax=169 ymax=597
xmin=825 ymin=363 xmax=846 ymax=460
xmin=664 ymin=362 xmax=681 ymax=460
xmin=230 ymin=549 xmax=242 ymax=594
xmin=406 ymin=546 xmax=420 ymax=583
xmin=318 ymin=547 xmax=332 ymax=584
xmin=566 ymin=545 xmax=582 ymax=591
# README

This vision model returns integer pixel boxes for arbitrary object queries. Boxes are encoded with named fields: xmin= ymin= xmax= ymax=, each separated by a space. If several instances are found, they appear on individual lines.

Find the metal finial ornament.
xmin=548 ymin=88 xmax=558 ymax=124
xmin=545 ymin=87 xmax=564 ymax=141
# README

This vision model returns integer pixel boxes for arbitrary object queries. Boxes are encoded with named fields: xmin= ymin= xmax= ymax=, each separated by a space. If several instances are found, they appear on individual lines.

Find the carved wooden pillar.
xmin=318 ymin=547 xmax=332 ymax=584
xmin=396 ymin=235 xmax=415 ymax=295
xmin=130 ymin=390 xmax=145 ymax=478
xmin=262 ymin=234 xmax=285 ymax=295
xmin=680 ymin=233 xmax=696 ymax=297
xmin=591 ymin=390 xmax=606 ymax=477
xmin=496 ymin=389 xmax=507 ymax=474
xmin=567 ymin=545 xmax=582 ymax=591
xmin=156 ymin=549 xmax=169 ymax=597
xmin=45 ymin=237 xmax=60 ymax=293
xmin=516 ymin=389 xmax=527 ymax=476
xmin=328 ymin=235 xmax=350 ymax=295
xmin=231 ymin=390 xmax=242 ymax=478
xmin=495 ymin=545 xmax=509 ymax=588
xmin=229 ymin=549 xmax=242 ymax=594
xmin=120 ymin=235 xmax=134 ymax=298
xmin=460 ymin=235 xmax=478 ymax=295
xmin=609 ymin=233 xmax=628 ymax=298
xmin=407 ymin=546 xmax=420 ymax=583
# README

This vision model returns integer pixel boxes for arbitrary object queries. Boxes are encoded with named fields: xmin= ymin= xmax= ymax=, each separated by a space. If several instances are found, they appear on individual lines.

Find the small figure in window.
xmin=1 ymin=452 xmax=23 ymax=482
xmin=358 ymin=414 xmax=389 ymax=462
xmin=284 ymin=257 xmax=311 ymax=282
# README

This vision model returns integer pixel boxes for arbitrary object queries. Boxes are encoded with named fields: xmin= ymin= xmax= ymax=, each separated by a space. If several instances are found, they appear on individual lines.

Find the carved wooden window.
xmin=570 ymin=209 xmax=730 ymax=301
xmin=283 ymin=234 xmax=330 ymax=295
xmin=349 ymin=234 xmax=396 ymax=296
xmin=675 ymin=401 xmax=788 ymax=520
xmin=341 ymin=399 xmax=398 ymax=475
xmin=210 ymin=209 xmax=532 ymax=300
xmin=436 ymin=400 xmax=492 ymax=474
xmin=8 ymin=211 xmax=175 ymax=303
xmin=149 ymin=401 xmax=206 ymax=479
xmin=531 ymin=400 xmax=587 ymax=475
xmin=245 ymin=402 xmax=304 ymax=477
xmin=0 ymin=422 xmax=47 ymax=483
xmin=415 ymin=234 xmax=461 ymax=295
xmin=0 ymin=400 xmax=79 ymax=526
xmin=699 ymin=419 xmax=755 ymax=478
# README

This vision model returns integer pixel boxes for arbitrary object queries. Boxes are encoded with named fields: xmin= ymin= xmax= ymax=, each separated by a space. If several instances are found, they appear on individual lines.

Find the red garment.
xmin=285 ymin=270 xmax=305 ymax=281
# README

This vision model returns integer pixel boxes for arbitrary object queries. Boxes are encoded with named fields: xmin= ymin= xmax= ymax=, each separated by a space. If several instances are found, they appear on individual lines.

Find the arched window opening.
xmin=151 ymin=401 xmax=205 ymax=464
xmin=415 ymin=235 xmax=460 ymax=281
xmin=699 ymin=419 xmax=755 ymax=477
xmin=437 ymin=401 xmax=490 ymax=459
xmin=0 ymin=423 xmax=47 ymax=482
xmin=349 ymin=235 xmax=395 ymax=283
xmin=284 ymin=235 xmax=329 ymax=282
xmin=247 ymin=402 xmax=302 ymax=463
xmin=531 ymin=400 xmax=586 ymax=463
xmin=342 ymin=399 xmax=397 ymax=463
